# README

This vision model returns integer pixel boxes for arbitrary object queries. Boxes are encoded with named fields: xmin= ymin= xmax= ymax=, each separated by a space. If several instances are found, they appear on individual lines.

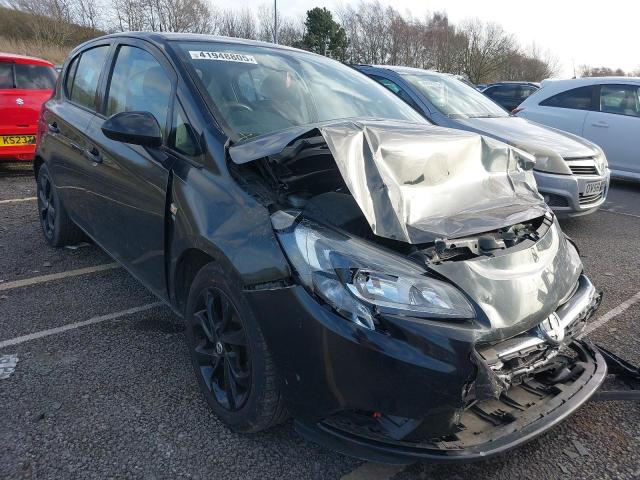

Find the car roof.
xmin=540 ymin=77 xmax=640 ymax=88
xmin=520 ymin=76 xmax=640 ymax=107
xmin=353 ymin=64 xmax=455 ymax=78
xmin=0 ymin=52 xmax=54 ymax=67
xmin=485 ymin=81 xmax=540 ymax=87
xmin=77 ymin=32 xmax=307 ymax=56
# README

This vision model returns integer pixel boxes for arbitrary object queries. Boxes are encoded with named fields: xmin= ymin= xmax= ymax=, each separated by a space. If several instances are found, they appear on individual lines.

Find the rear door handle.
xmin=592 ymin=121 xmax=609 ymax=128
xmin=84 ymin=147 xmax=102 ymax=164
xmin=48 ymin=122 xmax=60 ymax=134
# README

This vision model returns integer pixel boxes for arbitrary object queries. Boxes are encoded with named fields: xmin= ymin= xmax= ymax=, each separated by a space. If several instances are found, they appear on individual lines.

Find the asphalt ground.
xmin=1 ymin=161 xmax=639 ymax=479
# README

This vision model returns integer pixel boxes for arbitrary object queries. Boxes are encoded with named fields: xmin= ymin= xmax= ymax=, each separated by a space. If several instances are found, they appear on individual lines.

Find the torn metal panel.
xmin=431 ymin=219 xmax=583 ymax=339
xmin=230 ymin=119 xmax=548 ymax=243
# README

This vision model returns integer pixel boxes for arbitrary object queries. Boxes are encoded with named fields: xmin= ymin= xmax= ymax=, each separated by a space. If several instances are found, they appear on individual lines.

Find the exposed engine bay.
xmin=229 ymin=119 xmax=550 ymax=263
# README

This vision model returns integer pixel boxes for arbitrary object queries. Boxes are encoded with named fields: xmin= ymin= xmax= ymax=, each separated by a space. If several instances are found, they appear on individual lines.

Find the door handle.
xmin=592 ymin=121 xmax=609 ymax=128
xmin=48 ymin=122 xmax=60 ymax=134
xmin=84 ymin=147 xmax=102 ymax=164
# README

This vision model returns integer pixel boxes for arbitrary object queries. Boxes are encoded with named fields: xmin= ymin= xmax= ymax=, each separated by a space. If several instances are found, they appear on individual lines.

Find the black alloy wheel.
xmin=192 ymin=287 xmax=251 ymax=411
xmin=37 ymin=171 xmax=56 ymax=239
xmin=36 ymin=163 xmax=86 ymax=247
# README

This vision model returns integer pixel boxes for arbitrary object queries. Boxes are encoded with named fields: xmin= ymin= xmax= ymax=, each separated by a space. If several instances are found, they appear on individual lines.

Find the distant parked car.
xmin=475 ymin=83 xmax=488 ymax=91
xmin=0 ymin=52 xmax=57 ymax=161
xmin=516 ymin=77 xmax=640 ymax=180
xmin=482 ymin=82 xmax=540 ymax=112
xmin=354 ymin=65 xmax=609 ymax=216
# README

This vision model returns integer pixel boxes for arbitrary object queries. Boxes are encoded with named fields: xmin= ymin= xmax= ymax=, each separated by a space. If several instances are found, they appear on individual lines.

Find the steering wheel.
xmin=225 ymin=102 xmax=254 ymax=113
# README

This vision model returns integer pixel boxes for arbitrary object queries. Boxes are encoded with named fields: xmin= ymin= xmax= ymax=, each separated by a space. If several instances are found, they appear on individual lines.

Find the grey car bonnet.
xmin=452 ymin=116 xmax=601 ymax=174
xmin=229 ymin=119 xmax=549 ymax=243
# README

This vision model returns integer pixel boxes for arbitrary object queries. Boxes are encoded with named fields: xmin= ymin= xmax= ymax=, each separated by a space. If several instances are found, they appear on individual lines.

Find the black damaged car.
xmin=35 ymin=33 xmax=606 ymax=463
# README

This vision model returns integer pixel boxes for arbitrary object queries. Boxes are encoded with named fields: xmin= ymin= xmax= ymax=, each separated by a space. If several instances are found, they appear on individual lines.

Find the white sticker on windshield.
xmin=189 ymin=51 xmax=257 ymax=64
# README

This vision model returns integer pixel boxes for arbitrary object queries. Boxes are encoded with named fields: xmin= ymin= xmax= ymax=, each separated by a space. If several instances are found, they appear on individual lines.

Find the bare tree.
xmin=578 ymin=65 xmax=626 ymax=77
xmin=111 ymin=0 xmax=147 ymax=31
xmin=459 ymin=19 xmax=518 ymax=83
xmin=218 ymin=8 xmax=257 ymax=39
xmin=11 ymin=0 xmax=77 ymax=45
xmin=74 ymin=0 xmax=103 ymax=29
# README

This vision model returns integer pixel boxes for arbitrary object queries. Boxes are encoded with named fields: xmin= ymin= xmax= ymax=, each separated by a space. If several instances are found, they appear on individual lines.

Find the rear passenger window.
xmin=105 ymin=46 xmax=172 ymax=131
xmin=70 ymin=46 xmax=109 ymax=110
xmin=540 ymin=86 xmax=594 ymax=110
xmin=600 ymin=84 xmax=640 ymax=117
xmin=0 ymin=63 xmax=14 ymax=88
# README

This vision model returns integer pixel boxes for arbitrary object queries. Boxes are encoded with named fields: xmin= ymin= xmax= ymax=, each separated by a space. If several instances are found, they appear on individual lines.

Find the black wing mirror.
xmin=101 ymin=111 xmax=162 ymax=148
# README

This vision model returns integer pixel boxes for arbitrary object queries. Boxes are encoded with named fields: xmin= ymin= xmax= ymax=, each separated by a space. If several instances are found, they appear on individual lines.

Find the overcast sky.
xmin=233 ymin=0 xmax=637 ymax=78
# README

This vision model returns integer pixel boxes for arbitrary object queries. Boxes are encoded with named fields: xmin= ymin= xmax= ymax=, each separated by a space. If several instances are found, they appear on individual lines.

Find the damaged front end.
xmin=230 ymin=119 xmax=606 ymax=462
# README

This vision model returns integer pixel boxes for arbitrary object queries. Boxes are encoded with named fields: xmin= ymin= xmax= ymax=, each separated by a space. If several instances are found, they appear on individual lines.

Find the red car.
xmin=0 ymin=53 xmax=57 ymax=161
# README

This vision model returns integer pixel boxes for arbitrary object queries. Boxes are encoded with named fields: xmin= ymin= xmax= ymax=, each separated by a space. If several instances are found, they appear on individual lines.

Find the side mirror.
xmin=101 ymin=111 xmax=162 ymax=148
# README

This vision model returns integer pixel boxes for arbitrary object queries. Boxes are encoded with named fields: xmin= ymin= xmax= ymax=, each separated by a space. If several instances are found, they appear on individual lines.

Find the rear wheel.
xmin=36 ymin=163 xmax=85 ymax=247
xmin=184 ymin=262 xmax=288 ymax=432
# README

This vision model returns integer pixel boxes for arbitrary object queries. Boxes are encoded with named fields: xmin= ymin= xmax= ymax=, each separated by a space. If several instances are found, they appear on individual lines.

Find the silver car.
xmin=355 ymin=65 xmax=610 ymax=217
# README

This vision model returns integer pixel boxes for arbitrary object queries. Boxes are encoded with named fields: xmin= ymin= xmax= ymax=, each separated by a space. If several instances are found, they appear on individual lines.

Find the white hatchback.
xmin=516 ymin=77 xmax=640 ymax=180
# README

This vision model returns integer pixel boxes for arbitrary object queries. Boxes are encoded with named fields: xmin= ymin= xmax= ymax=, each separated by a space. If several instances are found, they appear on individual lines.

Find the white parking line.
xmin=579 ymin=290 xmax=640 ymax=338
xmin=0 ymin=302 xmax=164 ymax=349
xmin=0 ymin=196 xmax=37 ymax=204
xmin=600 ymin=209 xmax=640 ymax=219
xmin=341 ymin=462 xmax=407 ymax=480
xmin=0 ymin=263 xmax=119 ymax=292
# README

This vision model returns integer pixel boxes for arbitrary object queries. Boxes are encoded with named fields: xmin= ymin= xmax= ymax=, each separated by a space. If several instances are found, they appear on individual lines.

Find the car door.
xmin=582 ymin=83 xmax=640 ymax=175
xmin=82 ymin=41 xmax=176 ymax=299
xmin=529 ymin=85 xmax=596 ymax=135
xmin=42 ymin=44 xmax=112 ymax=237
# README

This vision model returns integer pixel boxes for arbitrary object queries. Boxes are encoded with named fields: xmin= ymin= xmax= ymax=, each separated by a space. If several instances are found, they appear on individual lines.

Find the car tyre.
xmin=185 ymin=262 xmax=288 ymax=432
xmin=36 ymin=163 xmax=86 ymax=247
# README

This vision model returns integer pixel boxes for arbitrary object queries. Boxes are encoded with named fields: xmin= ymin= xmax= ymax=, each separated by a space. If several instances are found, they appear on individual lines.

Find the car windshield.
xmin=400 ymin=72 xmax=509 ymax=119
xmin=174 ymin=42 xmax=424 ymax=139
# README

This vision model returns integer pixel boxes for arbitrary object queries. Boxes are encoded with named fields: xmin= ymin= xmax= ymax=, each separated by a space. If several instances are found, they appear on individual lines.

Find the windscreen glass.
xmin=401 ymin=72 xmax=509 ymax=118
xmin=175 ymin=42 xmax=424 ymax=138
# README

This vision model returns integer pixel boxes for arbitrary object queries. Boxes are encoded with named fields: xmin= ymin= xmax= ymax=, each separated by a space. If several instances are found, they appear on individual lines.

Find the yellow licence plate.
xmin=0 ymin=135 xmax=36 ymax=146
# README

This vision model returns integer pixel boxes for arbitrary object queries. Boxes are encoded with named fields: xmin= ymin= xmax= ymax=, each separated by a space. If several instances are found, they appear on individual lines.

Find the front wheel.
xmin=184 ymin=262 xmax=288 ymax=432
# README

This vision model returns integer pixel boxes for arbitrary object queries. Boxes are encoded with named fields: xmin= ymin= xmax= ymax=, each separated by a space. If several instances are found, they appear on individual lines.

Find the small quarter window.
xmin=64 ymin=55 xmax=79 ymax=97
xmin=170 ymin=104 xmax=200 ymax=157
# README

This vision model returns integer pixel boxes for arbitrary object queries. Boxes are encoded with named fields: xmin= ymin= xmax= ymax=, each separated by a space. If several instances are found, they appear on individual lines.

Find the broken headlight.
xmin=271 ymin=212 xmax=475 ymax=330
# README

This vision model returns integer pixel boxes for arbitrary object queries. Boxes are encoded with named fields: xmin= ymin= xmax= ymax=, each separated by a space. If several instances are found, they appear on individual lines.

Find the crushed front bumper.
xmin=246 ymin=270 xmax=606 ymax=463
xmin=295 ymin=341 xmax=606 ymax=464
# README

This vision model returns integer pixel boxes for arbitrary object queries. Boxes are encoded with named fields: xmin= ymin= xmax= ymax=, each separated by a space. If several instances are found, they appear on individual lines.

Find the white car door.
xmin=522 ymin=85 xmax=595 ymax=136
xmin=582 ymin=84 xmax=640 ymax=175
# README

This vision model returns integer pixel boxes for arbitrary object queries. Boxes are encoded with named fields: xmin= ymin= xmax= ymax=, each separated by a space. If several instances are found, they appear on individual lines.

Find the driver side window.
xmin=105 ymin=46 xmax=172 ymax=131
